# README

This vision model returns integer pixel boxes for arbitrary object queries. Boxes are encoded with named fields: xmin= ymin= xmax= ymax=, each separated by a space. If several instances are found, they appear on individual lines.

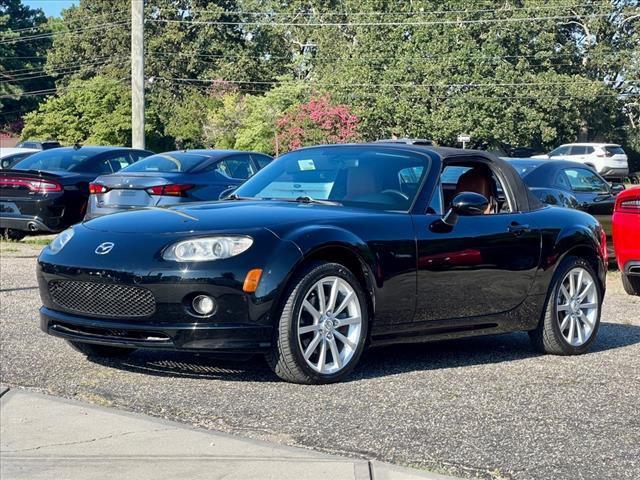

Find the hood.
xmin=82 ymin=200 xmax=369 ymax=234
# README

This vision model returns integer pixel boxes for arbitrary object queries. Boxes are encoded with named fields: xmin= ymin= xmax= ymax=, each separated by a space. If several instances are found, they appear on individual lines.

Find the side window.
xmin=564 ymin=168 xmax=609 ymax=193
xmin=569 ymin=146 xmax=587 ymax=155
xmin=129 ymin=151 xmax=149 ymax=164
xmin=585 ymin=146 xmax=595 ymax=154
xmin=216 ymin=155 xmax=256 ymax=180
xmin=554 ymin=171 xmax=571 ymax=190
xmin=105 ymin=154 xmax=133 ymax=172
xmin=549 ymin=146 xmax=569 ymax=157
xmin=437 ymin=164 xmax=512 ymax=215
xmin=252 ymin=155 xmax=272 ymax=170
xmin=85 ymin=158 xmax=114 ymax=174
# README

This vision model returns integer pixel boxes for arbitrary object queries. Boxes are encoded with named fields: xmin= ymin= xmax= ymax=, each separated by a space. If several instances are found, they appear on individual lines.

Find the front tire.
xmin=529 ymin=256 xmax=602 ymax=355
xmin=267 ymin=261 xmax=369 ymax=384
xmin=67 ymin=340 xmax=136 ymax=358
xmin=622 ymin=274 xmax=640 ymax=296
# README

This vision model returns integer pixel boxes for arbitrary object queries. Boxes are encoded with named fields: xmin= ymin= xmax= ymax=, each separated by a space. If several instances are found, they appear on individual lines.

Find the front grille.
xmin=48 ymin=280 xmax=156 ymax=318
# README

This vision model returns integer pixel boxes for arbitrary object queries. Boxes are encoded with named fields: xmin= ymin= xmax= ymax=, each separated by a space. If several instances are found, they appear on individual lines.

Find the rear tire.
xmin=67 ymin=340 xmax=135 ymax=358
xmin=529 ymin=256 xmax=602 ymax=355
xmin=1 ymin=229 xmax=26 ymax=241
xmin=266 ymin=261 xmax=369 ymax=384
xmin=622 ymin=274 xmax=640 ymax=296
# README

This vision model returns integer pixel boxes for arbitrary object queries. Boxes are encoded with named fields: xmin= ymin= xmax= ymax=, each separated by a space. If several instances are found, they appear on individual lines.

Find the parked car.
xmin=0 ymin=147 xmax=39 ymax=169
xmin=85 ymin=150 xmax=273 ymax=220
xmin=37 ymin=144 xmax=607 ymax=384
xmin=613 ymin=187 xmax=640 ymax=295
xmin=504 ymin=158 xmax=624 ymax=254
xmin=532 ymin=143 xmax=629 ymax=179
xmin=15 ymin=140 xmax=62 ymax=150
xmin=0 ymin=146 xmax=152 ymax=240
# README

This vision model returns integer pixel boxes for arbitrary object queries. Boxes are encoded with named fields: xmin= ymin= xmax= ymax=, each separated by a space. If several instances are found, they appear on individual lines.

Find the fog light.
xmin=192 ymin=295 xmax=216 ymax=316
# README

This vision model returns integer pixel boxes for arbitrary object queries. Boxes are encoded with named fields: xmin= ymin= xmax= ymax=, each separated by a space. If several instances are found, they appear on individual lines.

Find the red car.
xmin=613 ymin=186 xmax=640 ymax=295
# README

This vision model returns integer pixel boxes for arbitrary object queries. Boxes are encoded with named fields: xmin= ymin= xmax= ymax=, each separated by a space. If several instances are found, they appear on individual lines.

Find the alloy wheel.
xmin=297 ymin=276 xmax=363 ymax=374
xmin=556 ymin=267 xmax=598 ymax=347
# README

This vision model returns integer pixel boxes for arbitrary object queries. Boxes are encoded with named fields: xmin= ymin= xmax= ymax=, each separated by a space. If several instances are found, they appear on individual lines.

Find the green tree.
xmin=234 ymin=79 xmax=310 ymax=154
xmin=21 ymin=76 xmax=132 ymax=145
xmin=0 ymin=0 xmax=54 ymax=129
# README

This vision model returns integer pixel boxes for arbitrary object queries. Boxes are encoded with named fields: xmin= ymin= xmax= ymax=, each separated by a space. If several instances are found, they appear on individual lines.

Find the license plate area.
xmin=100 ymin=189 xmax=151 ymax=207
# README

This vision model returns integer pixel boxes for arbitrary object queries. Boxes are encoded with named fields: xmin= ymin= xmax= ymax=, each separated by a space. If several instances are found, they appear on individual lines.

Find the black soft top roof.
xmin=369 ymin=144 xmax=544 ymax=212
xmin=288 ymin=143 xmax=544 ymax=212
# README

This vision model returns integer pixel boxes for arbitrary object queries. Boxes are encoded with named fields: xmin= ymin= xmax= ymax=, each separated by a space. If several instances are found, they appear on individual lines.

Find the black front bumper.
xmin=40 ymin=307 xmax=272 ymax=352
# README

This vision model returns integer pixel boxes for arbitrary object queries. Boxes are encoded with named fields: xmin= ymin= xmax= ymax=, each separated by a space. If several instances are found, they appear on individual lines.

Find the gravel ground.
xmin=1 ymin=241 xmax=639 ymax=480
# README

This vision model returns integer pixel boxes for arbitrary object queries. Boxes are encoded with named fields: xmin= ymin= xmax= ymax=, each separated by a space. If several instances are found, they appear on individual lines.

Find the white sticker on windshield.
xmin=298 ymin=159 xmax=316 ymax=171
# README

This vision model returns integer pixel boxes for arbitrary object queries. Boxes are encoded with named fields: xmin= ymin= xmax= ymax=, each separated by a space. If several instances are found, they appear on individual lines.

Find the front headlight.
xmin=49 ymin=228 xmax=74 ymax=254
xmin=163 ymin=236 xmax=253 ymax=262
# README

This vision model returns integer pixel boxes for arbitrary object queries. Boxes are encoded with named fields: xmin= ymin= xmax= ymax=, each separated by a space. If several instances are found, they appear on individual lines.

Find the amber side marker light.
xmin=243 ymin=269 xmax=263 ymax=293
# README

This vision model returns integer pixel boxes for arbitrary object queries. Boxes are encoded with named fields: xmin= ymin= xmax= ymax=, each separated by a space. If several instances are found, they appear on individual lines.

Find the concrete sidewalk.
xmin=0 ymin=387 xmax=456 ymax=480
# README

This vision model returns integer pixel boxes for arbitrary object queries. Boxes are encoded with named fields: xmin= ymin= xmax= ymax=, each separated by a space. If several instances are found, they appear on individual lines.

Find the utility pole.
xmin=131 ymin=0 xmax=145 ymax=149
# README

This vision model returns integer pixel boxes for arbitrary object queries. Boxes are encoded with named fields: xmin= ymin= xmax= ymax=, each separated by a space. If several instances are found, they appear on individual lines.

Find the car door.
xmin=412 ymin=163 xmax=541 ymax=322
xmin=567 ymin=145 xmax=588 ymax=163
xmin=560 ymin=167 xmax=614 ymax=235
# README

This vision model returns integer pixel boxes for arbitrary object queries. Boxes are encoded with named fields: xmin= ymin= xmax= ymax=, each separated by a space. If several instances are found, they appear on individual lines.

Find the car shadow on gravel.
xmin=86 ymin=322 xmax=640 ymax=383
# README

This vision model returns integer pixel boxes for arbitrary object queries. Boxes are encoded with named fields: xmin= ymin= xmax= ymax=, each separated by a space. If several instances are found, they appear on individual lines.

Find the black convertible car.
xmin=37 ymin=144 xmax=607 ymax=384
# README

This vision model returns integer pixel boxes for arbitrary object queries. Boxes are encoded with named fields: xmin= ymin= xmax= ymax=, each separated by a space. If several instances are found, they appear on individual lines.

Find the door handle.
xmin=508 ymin=223 xmax=530 ymax=235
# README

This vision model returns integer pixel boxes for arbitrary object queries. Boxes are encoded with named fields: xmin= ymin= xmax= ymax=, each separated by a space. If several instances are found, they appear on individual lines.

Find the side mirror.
xmin=442 ymin=192 xmax=489 ymax=226
xmin=610 ymin=183 xmax=625 ymax=195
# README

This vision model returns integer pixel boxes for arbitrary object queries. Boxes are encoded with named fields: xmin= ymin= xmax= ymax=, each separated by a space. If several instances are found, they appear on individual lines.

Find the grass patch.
xmin=23 ymin=236 xmax=53 ymax=246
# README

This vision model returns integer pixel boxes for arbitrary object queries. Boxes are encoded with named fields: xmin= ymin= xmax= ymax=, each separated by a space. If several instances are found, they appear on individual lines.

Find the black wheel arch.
xmin=268 ymin=233 xmax=378 ymax=339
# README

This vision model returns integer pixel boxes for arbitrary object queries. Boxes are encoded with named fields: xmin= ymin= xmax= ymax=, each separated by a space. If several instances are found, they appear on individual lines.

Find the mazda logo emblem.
xmin=95 ymin=242 xmax=115 ymax=255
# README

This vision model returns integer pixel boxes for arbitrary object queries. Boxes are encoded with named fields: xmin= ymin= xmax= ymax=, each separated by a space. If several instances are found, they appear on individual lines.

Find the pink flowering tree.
xmin=276 ymin=95 xmax=360 ymax=153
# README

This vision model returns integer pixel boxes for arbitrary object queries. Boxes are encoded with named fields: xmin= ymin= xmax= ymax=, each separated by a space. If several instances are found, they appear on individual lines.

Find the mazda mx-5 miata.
xmin=37 ymin=144 xmax=608 ymax=384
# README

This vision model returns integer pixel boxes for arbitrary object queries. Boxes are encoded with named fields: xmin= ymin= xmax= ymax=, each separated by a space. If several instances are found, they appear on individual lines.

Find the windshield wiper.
xmin=293 ymin=196 xmax=341 ymax=206
xmin=225 ymin=193 xmax=255 ymax=201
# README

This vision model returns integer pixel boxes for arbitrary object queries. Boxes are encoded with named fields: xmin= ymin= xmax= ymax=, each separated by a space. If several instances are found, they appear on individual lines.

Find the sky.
xmin=23 ymin=0 xmax=79 ymax=17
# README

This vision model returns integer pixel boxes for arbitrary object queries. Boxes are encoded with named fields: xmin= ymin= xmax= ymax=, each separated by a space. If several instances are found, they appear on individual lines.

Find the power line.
xmin=147 ymin=12 xmax=616 ymax=28
xmin=1 ymin=59 xmax=126 ymax=83
xmin=3 ymin=8 xmax=129 ymax=35
xmin=156 ymin=76 xmax=638 ymax=89
xmin=2 ymin=55 xmax=121 ymax=75
xmin=0 ymin=21 xmax=129 ymax=45
xmin=152 ymin=4 xmax=605 ymax=18
xmin=157 ymin=81 xmax=639 ymax=101
xmin=0 ymin=78 xmax=129 ymax=100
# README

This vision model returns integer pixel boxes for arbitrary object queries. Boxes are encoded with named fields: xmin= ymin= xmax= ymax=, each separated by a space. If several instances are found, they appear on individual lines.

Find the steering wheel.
xmin=381 ymin=189 xmax=409 ymax=201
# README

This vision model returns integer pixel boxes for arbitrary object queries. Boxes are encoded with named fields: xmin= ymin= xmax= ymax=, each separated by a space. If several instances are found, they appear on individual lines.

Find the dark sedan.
xmin=0 ymin=146 xmax=152 ymax=240
xmin=37 ymin=145 xmax=607 ymax=384
xmin=505 ymin=158 xmax=624 ymax=249
xmin=85 ymin=150 xmax=273 ymax=219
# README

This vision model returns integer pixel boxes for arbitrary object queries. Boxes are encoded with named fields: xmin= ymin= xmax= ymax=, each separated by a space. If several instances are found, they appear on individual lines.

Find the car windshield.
xmin=120 ymin=152 xmax=210 ymax=173
xmin=12 ymin=149 xmax=95 ymax=172
xmin=234 ymin=146 xmax=430 ymax=211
